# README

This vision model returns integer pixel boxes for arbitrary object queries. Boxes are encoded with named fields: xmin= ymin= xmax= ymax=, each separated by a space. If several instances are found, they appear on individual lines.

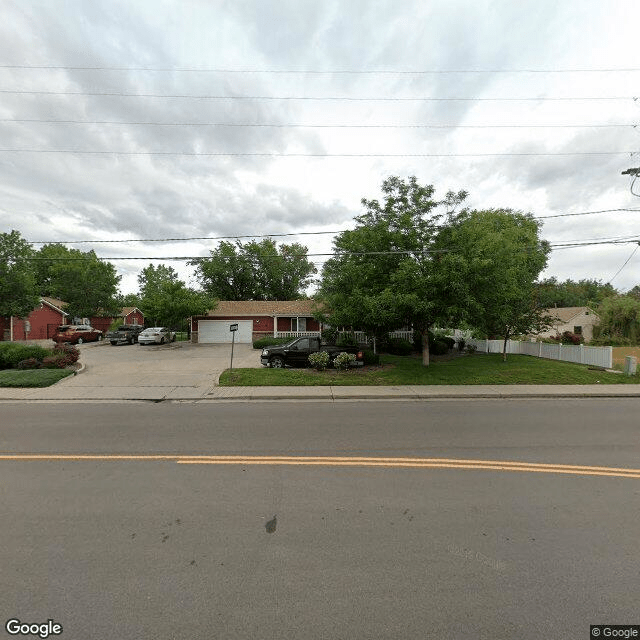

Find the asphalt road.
xmin=1 ymin=399 xmax=639 ymax=639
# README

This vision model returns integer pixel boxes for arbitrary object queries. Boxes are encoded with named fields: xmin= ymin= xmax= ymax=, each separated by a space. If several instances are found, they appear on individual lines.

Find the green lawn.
xmin=219 ymin=353 xmax=640 ymax=386
xmin=0 ymin=369 xmax=75 ymax=388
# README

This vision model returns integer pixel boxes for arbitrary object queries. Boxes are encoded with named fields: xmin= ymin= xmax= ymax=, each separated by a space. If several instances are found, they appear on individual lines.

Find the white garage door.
xmin=198 ymin=320 xmax=253 ymax=344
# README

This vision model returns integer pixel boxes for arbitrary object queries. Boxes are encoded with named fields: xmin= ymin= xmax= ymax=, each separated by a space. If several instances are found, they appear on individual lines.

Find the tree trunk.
xmin=502 ymin=329 xmax=510 ymax=362
xmin=422 ymin=329 xmax=430 ymax=366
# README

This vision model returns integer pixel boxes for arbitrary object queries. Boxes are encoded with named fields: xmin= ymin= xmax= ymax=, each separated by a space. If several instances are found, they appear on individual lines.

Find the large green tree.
xmin=137 ymin=264 xmax=179 ymax=301
xmin=320 ymin=176 xmax=468 ymax=365
xmin=137 ymin=263 xmax=215 ymax=327
xmin=190 ymin=239 xmax=316 ymax=301
xmin=437 ymin=209 xmax=551 ymax=359
xmin=0 ymin=230 xmax=39 ymax=318
xmin=34 ymin=244 xmax=120 ymax=318
xmin=593 ymin=295 xmax=640 ymax=343
xmin=535 ymin=277 xmax=617 ymax=309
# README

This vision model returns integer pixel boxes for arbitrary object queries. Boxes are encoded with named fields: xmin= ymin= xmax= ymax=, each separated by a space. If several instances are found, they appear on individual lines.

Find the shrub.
xmin=466 ymin=344 xmax=477 ymax=354
xmin=308 ymin=351 xmax=330 ymax=371
xmin=333 ymin=351 xmax=357 ymax=370
xmin=457 ymin=338 xmax=466 ymax=352
xmin=590 ymin=335 xmax=634 ymax=346
xmin=430 ymin=340 xmax=449 ymax=356
xmin=362 ymin=349 xmax=380 ymax=366
xmin=336 ymin=332 xmax=358 ymax=348
xmin=385 ymin=338 xmax=414 ymax=356
xmin=550 ymin=331 xmax=584 ymax=345
xmin=321 ymin=327 xmax=338 ymax=345
xmin=0 ymin=343 xmax=52 ymax=369
xmin=253 ymin=337 xmax=291 ymax=349
xmin=433 ymin=333 xmax=455 ymax=350
xmin=16 ymin=357 xmax=42 ymax=370
xmin=53 ymin=343 xmax=80 ymax=363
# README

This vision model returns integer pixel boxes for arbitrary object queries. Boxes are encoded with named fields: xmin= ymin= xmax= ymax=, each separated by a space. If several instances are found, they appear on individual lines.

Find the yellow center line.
xmin=0 ymin=453 xmax=638 ymax=479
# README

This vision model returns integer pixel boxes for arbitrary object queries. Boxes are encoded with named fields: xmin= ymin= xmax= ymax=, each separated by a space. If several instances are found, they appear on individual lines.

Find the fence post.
xmin=485 ymin=339 xmax=489 ymax=353
xmin=538 ymin=342 xmax=542 ymax=358
xmin=607 ymin=346 xmax=613 ymax=369
xmin=558 ymin=343 xmax=562 ymax=362
xmin=580 ymin=344 xmax=584 ymax=364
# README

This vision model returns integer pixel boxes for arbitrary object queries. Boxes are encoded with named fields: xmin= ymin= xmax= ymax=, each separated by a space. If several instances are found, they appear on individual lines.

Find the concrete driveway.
xmin=22 ymin=340 xmax=262 ymax=400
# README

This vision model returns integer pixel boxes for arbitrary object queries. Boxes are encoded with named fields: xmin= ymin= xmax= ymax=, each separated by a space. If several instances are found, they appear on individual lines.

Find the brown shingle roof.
xmin=542 ymin=306 xmax=598 ymax=323
xmin=41 ymin=297 xmax=68 ymax=313
xmin=121 ymin=307 xmax=144 ymax=317
xmin=206 ymin=300 xmax=324 ymax=317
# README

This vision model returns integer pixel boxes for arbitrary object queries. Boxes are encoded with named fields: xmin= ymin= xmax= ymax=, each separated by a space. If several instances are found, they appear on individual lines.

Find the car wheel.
xmin=110 ymin=341 xmax=118 ymax=346
xmin=270 ymin=356 xmax=285 ymax=368
xmin=77 ymin=338 xmax=83 ymax=344
xmin=127 ymin=337 xmax=133 ymax=345
xmin=160 ymin=337 xmax=165 ymax=344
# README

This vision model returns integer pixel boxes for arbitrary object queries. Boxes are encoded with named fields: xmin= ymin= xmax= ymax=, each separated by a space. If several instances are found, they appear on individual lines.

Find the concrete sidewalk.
xmin=1 ymin=381 xmax=640 ymax=402
xmin=1 ymin=340 xmax=639 ymax=402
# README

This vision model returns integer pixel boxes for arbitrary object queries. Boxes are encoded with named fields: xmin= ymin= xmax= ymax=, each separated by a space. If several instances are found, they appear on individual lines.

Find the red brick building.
xmin=190 ymin=300 xmax=323 ymax=344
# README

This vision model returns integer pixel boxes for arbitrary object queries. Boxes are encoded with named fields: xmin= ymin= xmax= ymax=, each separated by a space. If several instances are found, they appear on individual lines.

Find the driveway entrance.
xmin=27 ymin=341 xmax=261 ymax=400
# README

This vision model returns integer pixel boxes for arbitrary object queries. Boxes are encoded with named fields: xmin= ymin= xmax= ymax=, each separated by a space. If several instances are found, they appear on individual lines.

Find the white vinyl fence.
xmin=467 ymin=339 xmax=613 ymax=369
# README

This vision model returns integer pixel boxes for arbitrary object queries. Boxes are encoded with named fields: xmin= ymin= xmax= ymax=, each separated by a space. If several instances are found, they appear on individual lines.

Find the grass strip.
xmin=0 ymin=369 xmax=75 ymax=388
xmin=219 ymin=353 xmax=640 ymax=386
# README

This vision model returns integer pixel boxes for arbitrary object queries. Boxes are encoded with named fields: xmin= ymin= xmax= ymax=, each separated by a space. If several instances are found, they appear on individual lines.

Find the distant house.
xmin=90 ymin=307 xmax=145 ymax=334
xmin=535 ymin=306 xmax=600 ymax=342
xmin=0 ymin=297 xmax=69 ymax=341
xmin=120 ymin=307 xmax=145 ymax=325
xmin=190 ymin=300 xmax=323 ymax=344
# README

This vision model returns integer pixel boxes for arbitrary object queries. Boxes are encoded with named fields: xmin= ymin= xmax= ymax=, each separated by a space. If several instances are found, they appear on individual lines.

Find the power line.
xmin=609 ymin=244 xmax=640 ymax=282
xmin=1 ymin=118 xmax=633 ymax=130
xmin=2 ymin=65 xmax=639 ymax=74
xmin=26 ymin=209 xmax=640 ymax=245
xmin=0 ymin=89 xmax=634 ymax=101
xmin=19 ymin=238 xmax=640 ymax=262
xmin=0 ymin=149 xmax=634 ymax=158
xmin=29 ymin=231 xmax=341 ymax=244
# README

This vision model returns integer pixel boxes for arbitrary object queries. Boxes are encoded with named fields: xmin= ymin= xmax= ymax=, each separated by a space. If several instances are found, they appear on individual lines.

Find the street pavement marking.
xmin=1 ymin=454 xmax=639 ymax=479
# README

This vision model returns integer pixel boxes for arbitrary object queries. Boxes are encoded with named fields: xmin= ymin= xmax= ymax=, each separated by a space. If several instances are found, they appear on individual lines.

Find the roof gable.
xmin=206 ymin=300 xmax=324 ymax=317
xmin=41 ymin=297 xmax=69 ymax=315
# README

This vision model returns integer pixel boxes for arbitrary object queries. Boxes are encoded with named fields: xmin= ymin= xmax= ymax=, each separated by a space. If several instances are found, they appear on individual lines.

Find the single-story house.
xmin=90 ymin=307 xmax=145 ymax=334
xmin=0 ymin=297 xmax=69 ymax=341
xmin=534 ymin=306 xmax=600 ymax=342
xmin=190 ymin=300 xmax=324 ymax=344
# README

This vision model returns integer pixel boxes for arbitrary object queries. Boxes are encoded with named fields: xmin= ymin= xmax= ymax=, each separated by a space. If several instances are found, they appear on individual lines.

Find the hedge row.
xmin=0 ymin=343 xmax=79 ymax=370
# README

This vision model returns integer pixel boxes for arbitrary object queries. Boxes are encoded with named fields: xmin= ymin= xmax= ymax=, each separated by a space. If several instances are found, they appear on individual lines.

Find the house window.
xmin=574 ymin=326 xmax=582 ymax=335
xmin=291 ymin=317 xmax=306 ymax=331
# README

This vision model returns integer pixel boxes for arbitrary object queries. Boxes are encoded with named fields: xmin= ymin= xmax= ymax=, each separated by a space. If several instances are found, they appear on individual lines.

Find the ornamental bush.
xmin=333 ymin=351 xmax=356 ymax=370
xmin=336 ymin=332 xmax=358 ymax=348
xmin=308 ymin=351 xmax=330 ymax=371
xmin=0 ymin=344 xmax=51 ymax=369
xmin=386 ymin=338 xmax=413 ymax=356
xmin=362 ymin=349 xmax=380 ymax=365
xmin=430 ymin=340 xmax=449 ymax=356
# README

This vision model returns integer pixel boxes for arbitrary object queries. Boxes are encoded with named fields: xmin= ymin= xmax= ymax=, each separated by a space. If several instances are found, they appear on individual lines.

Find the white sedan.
xmin=137 ymin=327 xmax=176 ymax=345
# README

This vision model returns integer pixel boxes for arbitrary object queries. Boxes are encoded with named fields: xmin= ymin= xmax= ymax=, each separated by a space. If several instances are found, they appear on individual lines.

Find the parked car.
xmin=137 ymin=327 xmax=176 ymax=345
xmin=260 ymin=336 xmax=364 ymax=368
xmin=52 ymin=324 xmax=104 ymax=345
xmin=106 ymin=324 xmax=145 ymax=345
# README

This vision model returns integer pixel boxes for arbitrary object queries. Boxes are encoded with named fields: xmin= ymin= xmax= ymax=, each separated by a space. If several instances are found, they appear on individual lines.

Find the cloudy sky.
xmin=1 ymin=0 xmax=639 ymax=295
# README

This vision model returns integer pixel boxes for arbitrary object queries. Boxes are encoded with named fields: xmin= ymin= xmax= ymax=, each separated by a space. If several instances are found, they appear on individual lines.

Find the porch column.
xmin=273 ymin=316 xmax=278 ymax=337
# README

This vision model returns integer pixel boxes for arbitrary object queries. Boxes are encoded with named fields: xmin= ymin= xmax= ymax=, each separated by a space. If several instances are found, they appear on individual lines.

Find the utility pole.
xmin=622 ymin=167 xmax=640 ymax=197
